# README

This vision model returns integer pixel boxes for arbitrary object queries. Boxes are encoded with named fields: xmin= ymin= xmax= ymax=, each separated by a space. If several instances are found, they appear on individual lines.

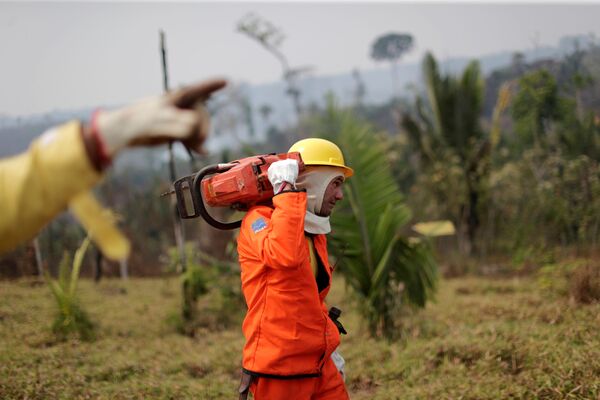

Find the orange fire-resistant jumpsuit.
xmin=237 ymin=190 xmax=349 ymax=400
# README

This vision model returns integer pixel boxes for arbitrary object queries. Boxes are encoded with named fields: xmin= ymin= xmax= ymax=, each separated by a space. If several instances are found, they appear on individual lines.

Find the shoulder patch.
xmin=251 ymin=217 xmax=268 ymax=234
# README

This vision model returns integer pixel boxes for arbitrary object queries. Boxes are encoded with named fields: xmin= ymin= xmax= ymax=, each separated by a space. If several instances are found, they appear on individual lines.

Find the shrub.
xmin=569 ymin=263 xmax=600 ymax=304
xmin=537 ymin=259 xmax=600 ymax=304
xmin=45 ymin=238 xmax=96 ymax=341
xmin=181 ymin=263 xmax=209 ymax=324
xmin=537 ymin=260 xmax=582 ymax=297
xmin=165 ymin=243 xmax=244 ymax=336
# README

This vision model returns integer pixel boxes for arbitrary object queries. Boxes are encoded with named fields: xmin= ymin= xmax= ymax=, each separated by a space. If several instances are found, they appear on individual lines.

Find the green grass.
xmin=1 ymin=275 xmax=599 ymax=399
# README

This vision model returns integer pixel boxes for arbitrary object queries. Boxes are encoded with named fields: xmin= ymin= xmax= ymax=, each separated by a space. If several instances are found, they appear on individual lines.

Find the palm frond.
xmin=314 ymin=102 xmax=438 ymax=337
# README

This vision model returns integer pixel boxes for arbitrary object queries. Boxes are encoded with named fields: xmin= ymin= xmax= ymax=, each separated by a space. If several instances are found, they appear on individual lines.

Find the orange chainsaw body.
xmin=173 ymin=152 xmax=303 ymax=228
xmin=201 ymin=152 xmax=304 ymax=210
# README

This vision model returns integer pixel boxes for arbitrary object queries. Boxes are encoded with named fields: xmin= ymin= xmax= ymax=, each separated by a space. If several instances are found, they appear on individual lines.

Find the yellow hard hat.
xmin=288 ymin=138 xmax=353 ymax=177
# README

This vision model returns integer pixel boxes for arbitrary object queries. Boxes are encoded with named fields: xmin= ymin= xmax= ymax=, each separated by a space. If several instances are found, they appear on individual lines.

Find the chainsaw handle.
xmin=190 ymin=164 xmax=243 ymax=230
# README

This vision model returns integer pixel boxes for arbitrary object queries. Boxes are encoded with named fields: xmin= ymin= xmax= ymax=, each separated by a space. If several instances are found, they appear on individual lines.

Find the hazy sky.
xmin=1 ymin=2 xmax=599 ymax=116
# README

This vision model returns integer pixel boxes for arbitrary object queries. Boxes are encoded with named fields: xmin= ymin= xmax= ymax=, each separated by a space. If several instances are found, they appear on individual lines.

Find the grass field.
xmin=1 ymin=275 xmax=599 ymax=399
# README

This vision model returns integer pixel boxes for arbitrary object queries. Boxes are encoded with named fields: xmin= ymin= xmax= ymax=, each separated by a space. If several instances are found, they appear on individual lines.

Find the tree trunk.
xmin=464 ymin=165 xmax=482 ymax=257
xmin=390 ymin=59 xmax=400 ymax=97
xmin=33 ymin=237 xmax=43 ymax=276
xmin=94 ymin=248 xmax=103 ymax=283
xmin=169 ymin=144 xmax=187 ymax=274
xmin=286 ymin=80 xmax=303 ymax=138
xmin=466 ymin=187 xmax=479 ymax=256
xmin=119 ymin=259 xmax=128 ymax=280
xmin=182 ymin=279 xmax=196 ymax=327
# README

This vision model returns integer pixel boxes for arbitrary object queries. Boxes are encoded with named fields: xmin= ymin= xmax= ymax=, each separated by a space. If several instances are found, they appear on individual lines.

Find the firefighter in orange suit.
xmin=0 ymin=79 xmax=226 ymax=255
xmin=237 ymin=138 xmax=353 ymax=400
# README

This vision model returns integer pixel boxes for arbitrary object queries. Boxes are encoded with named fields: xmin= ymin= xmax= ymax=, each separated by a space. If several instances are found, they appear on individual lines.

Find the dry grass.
xmin=1 ymin=274 xmax=599 ymax=399
xmin=569 ymin=263 xmax=600 ymax=304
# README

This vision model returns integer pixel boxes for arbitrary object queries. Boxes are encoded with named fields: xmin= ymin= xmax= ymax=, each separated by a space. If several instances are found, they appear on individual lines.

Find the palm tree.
xmin=371 ymin=33 xmax=414 ymax=96
xmin=401 ymin=53 xmax=489 ymax=255
xmin=313 ymin=101 xmax=438 ymax=338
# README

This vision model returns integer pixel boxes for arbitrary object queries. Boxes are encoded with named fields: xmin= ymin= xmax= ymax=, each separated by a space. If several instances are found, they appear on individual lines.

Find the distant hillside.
xmin=0 ymin=34 xmax=591 ymax=161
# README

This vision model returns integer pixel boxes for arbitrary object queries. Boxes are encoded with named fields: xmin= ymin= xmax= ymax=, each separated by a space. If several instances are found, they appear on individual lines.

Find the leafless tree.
xmin=237 ymin=13 xmax=313 ymax=130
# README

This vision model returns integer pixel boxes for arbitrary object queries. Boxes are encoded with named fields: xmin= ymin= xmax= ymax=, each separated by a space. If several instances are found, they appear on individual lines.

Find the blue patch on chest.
xmin=251 ymin=217 xmax=267 ymax=234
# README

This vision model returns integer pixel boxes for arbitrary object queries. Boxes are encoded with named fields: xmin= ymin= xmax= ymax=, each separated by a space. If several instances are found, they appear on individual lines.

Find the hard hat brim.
xmin=310 ymin=163 xmax=354 ymax=178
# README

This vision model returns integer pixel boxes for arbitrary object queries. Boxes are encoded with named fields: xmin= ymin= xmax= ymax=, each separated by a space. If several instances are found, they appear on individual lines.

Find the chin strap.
xmin=304 ymin=211 xmax=331 ymax=234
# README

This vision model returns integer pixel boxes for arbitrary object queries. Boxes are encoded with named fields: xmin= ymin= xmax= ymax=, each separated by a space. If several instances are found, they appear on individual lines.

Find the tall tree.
xmin=512 ymin=69 xmax=561 ymax=149
xmin=401 ymin=52 xmax=489 ymax=255
xmin=371 ymin=33 xmax=414 ymax=95
xmin=237 ymin=13 xmax=313 ymax=129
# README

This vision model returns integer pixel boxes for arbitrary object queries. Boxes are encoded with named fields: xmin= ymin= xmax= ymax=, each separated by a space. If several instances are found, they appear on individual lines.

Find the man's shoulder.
xmin=243 ymin=205 xmax=274 ymax=220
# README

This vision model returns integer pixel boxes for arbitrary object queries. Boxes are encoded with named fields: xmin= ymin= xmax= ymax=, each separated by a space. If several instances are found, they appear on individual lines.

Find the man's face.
xmin=318 ymin=176 xmax=345 ymax=217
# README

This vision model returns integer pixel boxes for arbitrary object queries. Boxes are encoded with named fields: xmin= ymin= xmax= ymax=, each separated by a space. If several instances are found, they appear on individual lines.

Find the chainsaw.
xmin=167 ymin=152 xmax=304 ymax=230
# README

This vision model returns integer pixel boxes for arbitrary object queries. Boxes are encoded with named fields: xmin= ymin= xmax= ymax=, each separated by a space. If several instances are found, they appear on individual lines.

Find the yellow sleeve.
xmin=0 ymin=121 xmax=102 ymax=254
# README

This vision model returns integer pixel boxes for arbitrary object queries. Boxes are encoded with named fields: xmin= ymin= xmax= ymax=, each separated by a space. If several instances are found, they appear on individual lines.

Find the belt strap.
xmin=238 ymin=369 xmax=253 ymax=400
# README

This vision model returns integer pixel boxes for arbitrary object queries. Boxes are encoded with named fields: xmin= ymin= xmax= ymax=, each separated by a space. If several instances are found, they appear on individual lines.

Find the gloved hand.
xmin=268 ymin=159 xmax=299 ymax=194
xmin=93 ymin=79 xmax=226 ymax=157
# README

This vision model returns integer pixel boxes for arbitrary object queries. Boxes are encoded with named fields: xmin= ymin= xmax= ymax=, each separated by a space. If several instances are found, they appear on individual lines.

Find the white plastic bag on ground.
xmin=331 ymin=350 xmax=346 ymax=381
